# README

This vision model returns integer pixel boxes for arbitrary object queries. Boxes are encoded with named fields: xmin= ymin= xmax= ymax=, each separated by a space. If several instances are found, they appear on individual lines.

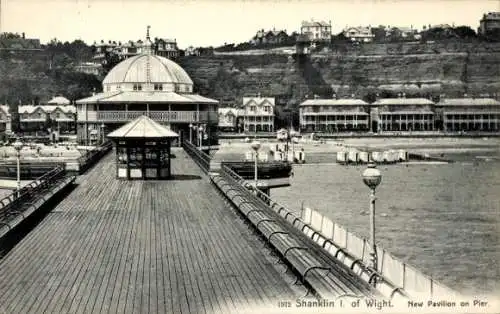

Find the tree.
xmin=453 ymin=26 xmax=477 ymax=39
xmin=101 ymin=51 xmax=122 ymax=75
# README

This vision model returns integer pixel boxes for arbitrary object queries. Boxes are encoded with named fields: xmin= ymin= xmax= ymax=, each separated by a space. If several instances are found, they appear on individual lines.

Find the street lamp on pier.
xmin=198 ymin=125 xmax=204 ymax=148
xmin=290 ymin=129 xmax=298 ymax=162
xmin=101 ymin=123 xmax=105 ymax=144
xmin=189 ymin=123 xmax=193 ymax=143
xmin=362 ymin=163 xmax=382 ymax=286
xmin=250 ymin=140 xmax=261 ymax=190
xmin=13 ymin=140 xmax=23 ymax=198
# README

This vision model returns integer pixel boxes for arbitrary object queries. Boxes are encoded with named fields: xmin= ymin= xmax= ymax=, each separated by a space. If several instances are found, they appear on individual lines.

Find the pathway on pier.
xmin=0 ymin=150 xmax=302 ymax=314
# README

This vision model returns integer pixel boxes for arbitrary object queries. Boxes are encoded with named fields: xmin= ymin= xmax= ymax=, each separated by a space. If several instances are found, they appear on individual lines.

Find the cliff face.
xmin=1 ymin=42 xmax=499 ymax=106
xmin=179 ymin=42 xmax=500 ymax=105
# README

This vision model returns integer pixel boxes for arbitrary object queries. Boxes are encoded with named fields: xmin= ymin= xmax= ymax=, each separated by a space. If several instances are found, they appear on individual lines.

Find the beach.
xmin=215 ymin=137 xmax=500 ymax=163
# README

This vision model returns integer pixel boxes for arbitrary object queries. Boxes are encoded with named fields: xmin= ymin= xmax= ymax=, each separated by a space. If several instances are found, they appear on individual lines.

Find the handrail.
xmin=182 ymin=139 xmax=211 ymax=173
xmin=77 ymin=141 xmax=113 ymax=174
xmin=0 ymin=165 xmax=67 ymax=221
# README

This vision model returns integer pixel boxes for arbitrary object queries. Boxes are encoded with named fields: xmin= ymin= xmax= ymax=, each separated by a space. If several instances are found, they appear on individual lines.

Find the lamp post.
xmin=362 ymin=164 xmax=382 ymax=286
xmin=198 ymin=126 xmax=203 ymax=148
xmin=290 ymin=130 xmax=298 ymax=162
xmin=13 ymin=140 xmax=23 ymax=198
xmin=101 ymin=123 xmax=105 ymax=144
xmin=250 ymin=140 xmax=261 ymax=190
xmin=189 ymin=123 xmax=193 ymax=143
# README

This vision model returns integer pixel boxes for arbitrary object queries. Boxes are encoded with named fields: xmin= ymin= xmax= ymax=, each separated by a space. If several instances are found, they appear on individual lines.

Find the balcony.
xmin=79 ymin=110 xmax=218 ymax=123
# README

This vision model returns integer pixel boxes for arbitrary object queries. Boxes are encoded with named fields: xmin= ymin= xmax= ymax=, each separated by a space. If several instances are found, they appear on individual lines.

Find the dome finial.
xmin=144 ymin=25 xmax=153 ymax=55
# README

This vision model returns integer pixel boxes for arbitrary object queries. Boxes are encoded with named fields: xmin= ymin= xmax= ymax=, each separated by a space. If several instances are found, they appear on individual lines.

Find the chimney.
xmin=22 ymin=32 xmax=25 ymax=39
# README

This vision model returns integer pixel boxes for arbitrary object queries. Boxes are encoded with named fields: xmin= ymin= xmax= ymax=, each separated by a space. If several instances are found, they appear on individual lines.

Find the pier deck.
xmin=0 ymin=150 xmax=301 ymax=314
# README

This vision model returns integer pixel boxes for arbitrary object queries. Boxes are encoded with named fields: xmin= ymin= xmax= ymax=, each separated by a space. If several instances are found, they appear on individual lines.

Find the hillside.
xmin=0 ymin=49 xmax=101 ymax=104
xmin=179 ymin=41 xmax=500 ymax=105
xmin=1 ymin=41 xmax=499 ymax=110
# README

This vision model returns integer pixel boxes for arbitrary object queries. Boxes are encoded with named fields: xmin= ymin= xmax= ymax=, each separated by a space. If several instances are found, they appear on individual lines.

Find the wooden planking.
xmin=0 ymin=149 xmax=300 ymax=314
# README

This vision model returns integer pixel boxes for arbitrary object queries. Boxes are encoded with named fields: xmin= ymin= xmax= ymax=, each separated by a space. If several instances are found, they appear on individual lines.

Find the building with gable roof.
xmin=76 ymin=27 xmax=218 ymax=145
xmin=436 ymin=96 xmax=500 ymax=132
xmin=242 ymin=95 xmax=275 ymax=133
xmin=343 ymin=26 xmax=375 ymax=43
xmin=299 ymin=95 xmax=370 ymax=132
xmin=371 ymin=95 xmax=435 ymax=132
xmin=18 ymin=104 xmax=76 ymax=132
xmin=300 ymin=19 xmax=332 ymax=42
xmin=479 ymin=12 xmax=500 ymax=35
xmin=218 ymin=107 xmax=242 ymax=131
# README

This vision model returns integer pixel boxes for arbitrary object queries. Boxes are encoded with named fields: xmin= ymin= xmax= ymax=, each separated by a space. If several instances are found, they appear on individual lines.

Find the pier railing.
xmin=182 ymin=139 xmax=211 ymax=173
xmin=0 ymin=165 xmax=69 ymax=224
xmin=76 ymin=141 xmax=113 ymax=174
xmin=182 ymin=139 xmax=456 ymax=299
xmin=300 ymin=206 xmax=460 ymax=299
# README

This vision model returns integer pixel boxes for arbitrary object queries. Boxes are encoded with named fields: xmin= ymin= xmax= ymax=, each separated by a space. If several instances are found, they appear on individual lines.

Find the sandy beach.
xmin=215 ymin=137 xmax=500 ymax=163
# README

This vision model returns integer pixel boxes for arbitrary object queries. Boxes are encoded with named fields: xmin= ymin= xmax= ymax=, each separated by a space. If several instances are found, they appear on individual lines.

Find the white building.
xmin=242 ymin=96 xmax=275 ymax=133
xmin=300 ymin=19 xmax=332 ymax=42
xmin=76 ymin=27 xmax=218 ymax=145
xmin=343 ymin=26 xmax=375 ymax=43
xmin=218 ymin=107 xmax=241 ymax=131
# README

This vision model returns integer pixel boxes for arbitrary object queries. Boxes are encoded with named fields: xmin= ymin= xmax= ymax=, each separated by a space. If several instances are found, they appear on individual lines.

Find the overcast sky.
xmin=1 ymin=0 xmax=499 ymax=48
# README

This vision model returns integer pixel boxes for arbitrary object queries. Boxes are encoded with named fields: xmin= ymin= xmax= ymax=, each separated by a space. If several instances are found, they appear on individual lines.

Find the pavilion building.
xmin=76 ymin=27 xmax=218 ymax=146
xmin=371 ymin=96 xmax=435 ymax=132
xmin=299 ymin=95 xmax=370 ymax=132
xmin=435 ymin=96 xmax=500 ymax=132
xmin=107 ymin=115 xmax=179 ymax=180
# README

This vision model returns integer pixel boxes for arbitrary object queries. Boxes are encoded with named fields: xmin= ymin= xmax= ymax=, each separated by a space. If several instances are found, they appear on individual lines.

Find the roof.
xmin=47 ymin=96 xmax=70 ymax=105
xmin=102 ymin=53 xmax=193 ymax=86
xmin=437 ymin=98 xmax=500 ymax=106
xmin=18 ymin=105 xmax=76 ymax=114
xmin=300 ymin=99 xmax=368 ymax=106
xmin=76 ymin=91 xmax=218 ymax=104
xmin=301 ymin=20 xmax=330 ymax=28
xmin=372 ymin=98 xmax=435 ymax=105
xmin=107 ymin=115 xmax=179 ymax=139
xmin=242 ymin=97 xmax=275 ymax=107
xmin=218 ymin=108 xmax=239 ymax=116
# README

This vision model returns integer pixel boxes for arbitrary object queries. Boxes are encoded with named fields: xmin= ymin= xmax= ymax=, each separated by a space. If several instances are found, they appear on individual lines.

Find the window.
xmin=250 ymin=106 xmax=256 ymax=112
xmin=154 ymin=84 xmax=163 ymax=91
xmin=56 ymin=113 xmax=61 ymax=119
xmin=263 ymin=106 xmax=269 ymax=113
xmin=106 ymin=86 xmax=111 ymax=92
xmin=133 ymin=84 xmax=143 ymax=91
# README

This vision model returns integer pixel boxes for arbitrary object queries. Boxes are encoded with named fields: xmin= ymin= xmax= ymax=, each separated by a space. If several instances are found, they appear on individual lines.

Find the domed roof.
xmin=102 ymin=54 xmax=193 ymax=86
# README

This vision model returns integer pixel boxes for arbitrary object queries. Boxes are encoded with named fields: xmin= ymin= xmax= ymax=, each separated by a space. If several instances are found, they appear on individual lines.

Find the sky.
xmin=1 ymin=0 xmax=499 ymax=48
